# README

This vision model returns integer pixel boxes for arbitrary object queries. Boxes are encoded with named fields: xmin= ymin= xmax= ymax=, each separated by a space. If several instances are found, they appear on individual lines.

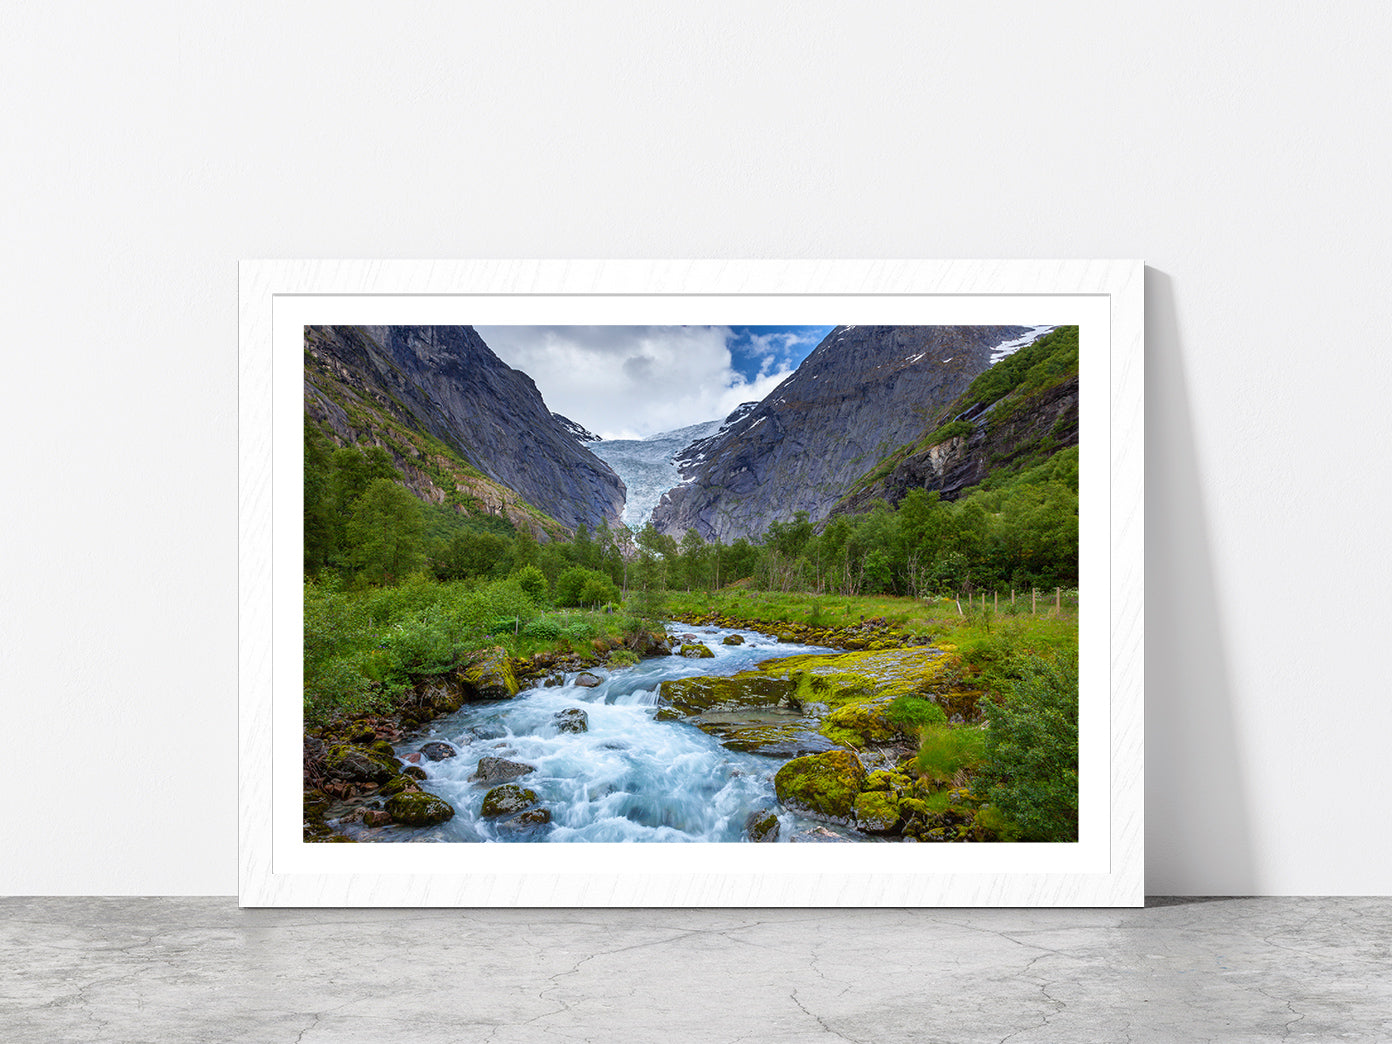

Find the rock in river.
xmin=471 ymin=756 xmax=536 ymax=784
xmin=419 ymin=741 xmax=458 ymax=761
xmin=385 ymin=791 xmax=455 ymax=827
xmin=481 ymin=784 xmax=539 ymax=819
xmin=554 ymin=708 xmax=589 ymax=733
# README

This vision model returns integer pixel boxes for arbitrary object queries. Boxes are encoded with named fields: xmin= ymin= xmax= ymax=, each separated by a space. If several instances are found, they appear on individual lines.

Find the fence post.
xmin=1031 ymin=588 xmax=1036 ymax=614
xmin=994 ymin=590 xmax=998 ymax=612
xmin=1055 ymin=587 xmax=1061 ymax=614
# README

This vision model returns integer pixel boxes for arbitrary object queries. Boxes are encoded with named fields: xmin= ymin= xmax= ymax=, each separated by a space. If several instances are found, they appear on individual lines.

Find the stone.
xmin=721 ymin=634 xmax=745 ymax=645
xmin=502 ymin=808 xmax=552 ymax=828
xmin=458 ymin=646 xmax=520 ymax=701
xmin=575 ymin=672 xmax=603 ymax=688
xmin=419 ymin=741 xmax=458 ymax=762
xmin=471 ymin=757 xmax=536 ymax=784
xmin=678 ymin=643 xmax=716 ymax=658
xmin=774 ymin=750 xmax=868 ymax=824
xmin=854 ymin=790 xmax=901 ymax=834
xmin=744 ymin=809 xmax=780 ymax=842
xmin=384 ymin=790 xmax=455 ymax=827
xmin=554 ymin=708 xmax=589 ymax=734
xmin=323 ymin=744 xmax=398 ymax=785
xmin=481 ymin=784 xmax=537 ymax=819
xmin=361 ymin=809 xmax=392 ymax=827
xmin=402 ymin=766 xmax=428 ymax=780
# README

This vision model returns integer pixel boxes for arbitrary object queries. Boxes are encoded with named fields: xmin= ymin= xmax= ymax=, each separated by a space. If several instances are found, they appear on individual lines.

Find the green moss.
xmin=459 ymin=646 xmax=519 ymax=700
xmin=774 ymin=750 xmax=867 ymax=823
xmin=658 ymin=674 xmax=796 ymax=716
xmin=385 ymin=790 xmax=455 ymax=826
xmin=854 ymin=790 xmax=901 ymax=833
xmin=481 ymin=784 xmax=537 ymax=818
xmin=678 ymin=643 xmax=716 ymax=658
xmin=819 ymin=700 xmax=899 ymax=748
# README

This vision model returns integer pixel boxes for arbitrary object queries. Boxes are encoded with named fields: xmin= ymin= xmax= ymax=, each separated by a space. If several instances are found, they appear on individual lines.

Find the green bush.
xmin=976 ymin=655 xmax=1078 ymax=841
xmin=513 ymin=564 xmax=548 ymax=602
xmin=522 ymin=616 xmax=563 ymax=641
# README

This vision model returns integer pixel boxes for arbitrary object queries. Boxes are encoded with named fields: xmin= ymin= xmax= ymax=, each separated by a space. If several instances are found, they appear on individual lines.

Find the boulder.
xmin=402 ymin=766 xmax=428 ymax=780
xmin=481 ymin=784 xmax=538 ymax=819
xmin=458 ymin=646 xmax=519 ymax=701
xmin=385 ymin=790 xmax=455 ymax=827
xmin=380 ymin=774 xmax=421 ymax=798
xmin=721 ymin=634 xmax=745 ymax=646
xmin=854 ymin=791 xmax=901 ymax=834
xmin=658 ymin=675 xmax=796 ymax=716
xmin=361 ymin=809 xmax=392 ymax=827
xmin=554 ymin=708 xmax=589 ymax=734
xmin=471 ymin=757 xmax=536 ymax=784
xmin=744 ymin=809 xmax=780 ymax=843
xmin=678 ymin=643 xmax=716 ymax=659
xmin=501 ymin=807 xmax=552 ymax=828
xmin=774 ymin=750 xmax=868 ymax=824
xmin=323 ymin=744 xmax=398 ymax=785
xmin=468 ymin=723 xmax=508 ymax=741
xmin=575 ymin=672 xmax=603 ymax=688
xmin=419 ymin=741 xmax=458 ymax=762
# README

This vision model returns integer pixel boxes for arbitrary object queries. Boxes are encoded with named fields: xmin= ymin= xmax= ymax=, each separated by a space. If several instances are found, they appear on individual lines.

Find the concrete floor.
xmin=1 ymin=897 xmax=1388 ymax=1043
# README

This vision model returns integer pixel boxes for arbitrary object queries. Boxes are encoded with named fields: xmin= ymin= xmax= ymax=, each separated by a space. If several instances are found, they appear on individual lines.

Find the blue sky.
xmin=475 ymin=325 xmax=836 ymax=439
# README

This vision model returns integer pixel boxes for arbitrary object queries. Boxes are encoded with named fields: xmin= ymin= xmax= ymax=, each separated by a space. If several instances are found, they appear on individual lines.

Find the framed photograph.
xmin=239 ymin=259 xmax=1142 ymax=906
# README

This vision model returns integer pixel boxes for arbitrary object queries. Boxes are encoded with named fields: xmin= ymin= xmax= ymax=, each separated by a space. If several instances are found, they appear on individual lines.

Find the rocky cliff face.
xmin=650 ymin=326 xmax=1027 ymax=542
xmin=304 ymin=325 xmax=625 ymax=533
xmin=836 ymin=374 xmax=1079 ymax=513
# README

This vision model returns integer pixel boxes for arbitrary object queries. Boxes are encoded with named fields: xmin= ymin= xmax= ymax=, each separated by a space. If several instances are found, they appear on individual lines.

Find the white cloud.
xmin=475 ymin=325 xmax=788 ymax=440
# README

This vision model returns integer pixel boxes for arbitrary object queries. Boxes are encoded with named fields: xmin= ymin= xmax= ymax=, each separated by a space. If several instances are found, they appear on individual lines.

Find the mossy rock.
xmin=385 ymin=790 xmax=455 ymax=827
xmin=345 ymin=722 xmax=376 ymax=744
xmin=773 ymin=750 xmax=867 ymax=824
xmin=819 ymin=700 xmax=900 ymax=748
xmin=854 ymin=790 xmax=901 ymax=834
xmin=678 ymin=643 xmax=716 ymax=659
xmin=654 ymin=707 xmax=682 ymax=722
xmin=502 ymin=807 xmax=552 ymax=829
xmin=402 ymin=766 xmax=428 ymax=780
xmin=862 ymin=770 xmax=899 ymax=793
xmin=419 ymin=741 xmax=458 ymax=762
xmin=459 ymin=646 xmax=519 ymax=701
xmin=744 ymin=809 xmax=780 ymax=842
xmin=323 ymin=744 xmax=399 ymax=785
xmin=481 ymin=784 xmax=538 ymax=819
xmin=658 ymin=674 xmax=796 ymax=716
xmin=553 ymin=708 xmax=589 ymax=734
xmin=721 ymin=634 xmax=745 ymax=646
xmin=380 ymin=774 xmax=422 ymax=798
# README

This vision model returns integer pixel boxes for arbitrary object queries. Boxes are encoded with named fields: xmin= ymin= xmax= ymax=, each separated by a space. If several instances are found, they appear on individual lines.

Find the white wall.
xmin=4 ymin=2 xmax=1389 ymax=895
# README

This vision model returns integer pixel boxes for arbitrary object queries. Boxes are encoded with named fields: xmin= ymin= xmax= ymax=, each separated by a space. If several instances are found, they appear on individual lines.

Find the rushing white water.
xmin=336 ymin=624 xmax=861 ymax=843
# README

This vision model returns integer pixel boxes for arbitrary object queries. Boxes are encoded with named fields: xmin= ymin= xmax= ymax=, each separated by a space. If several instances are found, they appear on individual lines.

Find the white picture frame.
xmin=239 ymin=259 xmax=1143 ymax=906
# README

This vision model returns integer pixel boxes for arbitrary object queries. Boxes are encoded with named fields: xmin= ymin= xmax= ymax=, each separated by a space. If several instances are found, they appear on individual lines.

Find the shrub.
xmin=554 ymin=566 xmax=618 ymax=607
xmin=522 ymin=616 xmax=563 ymax=641
xmin=513 ymin=564 xmax=548 ymax=602
xmin=976 ymin=655 xmax=1078 ymax=841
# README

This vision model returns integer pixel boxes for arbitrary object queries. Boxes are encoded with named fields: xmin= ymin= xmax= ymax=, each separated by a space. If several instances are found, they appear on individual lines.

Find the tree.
xmin=344 ymin=478 xmax=425 ymax=583
xmin=303 ymin=419 xmax=335 ymax=571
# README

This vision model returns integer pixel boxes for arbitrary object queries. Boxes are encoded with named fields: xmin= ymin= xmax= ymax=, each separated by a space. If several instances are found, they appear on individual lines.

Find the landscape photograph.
xmin=301 ymin=322 xmax=1080 ymax=844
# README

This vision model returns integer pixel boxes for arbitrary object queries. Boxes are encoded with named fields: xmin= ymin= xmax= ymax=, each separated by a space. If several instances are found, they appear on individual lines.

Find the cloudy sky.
xmin=475 ymin=325 xmax=835 ymax=440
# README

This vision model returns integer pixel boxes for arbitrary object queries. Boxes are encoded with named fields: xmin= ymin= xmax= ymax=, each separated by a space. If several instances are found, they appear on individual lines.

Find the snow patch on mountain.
xmin=989 ymin=326 xmax=1056 ymax=364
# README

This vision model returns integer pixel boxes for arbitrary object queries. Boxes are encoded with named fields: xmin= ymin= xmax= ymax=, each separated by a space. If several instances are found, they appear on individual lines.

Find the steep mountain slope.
xmin=588 ymin=404 xmax=760 ymax=530
xmin=650 ymin=326 xmax=1029 ymax=542
xmin=304 ymin=325 xmax=625 ymax=535
xmin=835 ymin=325 xmax=1079 ymax=513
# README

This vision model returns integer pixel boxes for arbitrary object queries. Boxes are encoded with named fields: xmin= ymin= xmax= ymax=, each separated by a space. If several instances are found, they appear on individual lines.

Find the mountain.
xmin=649 ymin=326 xmax=1032 ymax=542
xmin=553 ymin=413 xmax=601 ymax=444
xmin=835 ymin=325 xmax=1079 ymax=513
xmin=588 ymin=404 xmax=758 ymax=529
xmin=303 ymin=325 xmax=625 ymax=535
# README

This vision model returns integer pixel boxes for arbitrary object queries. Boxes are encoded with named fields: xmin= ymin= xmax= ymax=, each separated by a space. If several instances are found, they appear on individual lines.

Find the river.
xmin=335 ymin=622 xmax=863 ymax=843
